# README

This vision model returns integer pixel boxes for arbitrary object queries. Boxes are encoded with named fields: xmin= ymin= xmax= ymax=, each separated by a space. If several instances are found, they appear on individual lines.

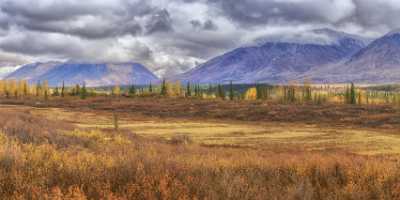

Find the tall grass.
xmin=0 ymin=109 xmax=400 ymax=199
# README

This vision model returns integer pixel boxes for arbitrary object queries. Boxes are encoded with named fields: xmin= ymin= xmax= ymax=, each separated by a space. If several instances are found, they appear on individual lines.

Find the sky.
xmin=1 ymin=0 xmax=400 ymax=77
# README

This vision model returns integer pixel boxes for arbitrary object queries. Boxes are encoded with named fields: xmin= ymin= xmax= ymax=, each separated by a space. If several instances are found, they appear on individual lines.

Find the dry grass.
xmin=1 ymin=100 xmax=400 ymax=199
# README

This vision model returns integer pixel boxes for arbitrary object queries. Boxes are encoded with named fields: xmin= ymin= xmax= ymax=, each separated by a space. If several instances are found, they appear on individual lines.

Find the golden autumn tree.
xmin=244 ymin=87 xmax=257 ymax=100
xmin=112 ymin=85 xmax=121 ymax=96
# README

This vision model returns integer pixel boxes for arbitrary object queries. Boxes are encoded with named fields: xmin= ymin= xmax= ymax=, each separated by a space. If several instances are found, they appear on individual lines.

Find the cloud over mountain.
xmin=0 ymin=0 xmax=400 ymax=77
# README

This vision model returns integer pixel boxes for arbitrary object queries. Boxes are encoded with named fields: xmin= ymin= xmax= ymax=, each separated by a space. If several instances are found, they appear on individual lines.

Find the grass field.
xmin=2 ymin=98 xmax=400 ymax=199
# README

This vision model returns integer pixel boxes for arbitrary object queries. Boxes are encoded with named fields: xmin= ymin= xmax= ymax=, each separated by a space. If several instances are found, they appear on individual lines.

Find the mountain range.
xmin=5 ymin=62 xmax=159 ymax=87
xmin=3 ymin=28 xmax=400 ymax=85
xmin=173 ymin=29 xmax=400 ymax=83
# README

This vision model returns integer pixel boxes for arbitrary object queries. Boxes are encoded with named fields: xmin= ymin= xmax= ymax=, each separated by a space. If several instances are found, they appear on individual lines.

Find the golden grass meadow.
xmin=1 ymin=81 xmax=400 ymax=199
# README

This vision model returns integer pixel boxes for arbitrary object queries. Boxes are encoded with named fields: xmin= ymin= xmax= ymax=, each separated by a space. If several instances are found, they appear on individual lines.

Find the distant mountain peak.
xmin=174 ymin=29 xmax=367 ymax=84
xmin=6 ymin=62 xmax=159 ymax=87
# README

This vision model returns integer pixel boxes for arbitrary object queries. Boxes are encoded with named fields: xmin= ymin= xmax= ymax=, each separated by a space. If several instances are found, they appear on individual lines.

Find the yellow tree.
xmin=8 ymin=79 xmax=17 ymax=98
xmin=0 ymin=80 xmax=5 ymax=96
xmin=244 ymin=87 xmax=257 ymax=100
xmin=17 ymin=80 xmax=29 ymax=97
xmin=112 ymin=85 xmax=121 ymax=96
xmin=43 ymin=80 xmax=49 ymax=99
xmin=173 ymin=81 xmax=182 ymax=97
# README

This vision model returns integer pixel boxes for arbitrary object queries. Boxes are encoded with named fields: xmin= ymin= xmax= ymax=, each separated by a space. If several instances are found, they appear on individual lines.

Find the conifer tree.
xmin=229 ymin=81 xmax=234 ymax=100
xmin=160 ymin=79 xmax=167 ymax=96
xmin=256 ymin=83 xmax=262 ymax=100
xmin=128 ymin=84 xmax=136 ymax=97
xmin=194 ymin=84 xmax=198 ymax=97
xmin=350 ymin=82 xmax=356 ymax=105
xmin=186 ymin=82 xmax=192 ymax=97
xmin=61 ymin=81 xmax=65 ymax=97
xmin=53 ymin=87 xmax=60 ymax=96
xmin=149 ymin=82 xmax=153 ymax=93
xmin=80 ymin=83 xmax=87 ymax=99
xmin=208 ymin=84 xmax=213 ymax=94
xmin=75 ymin=84 xmax=81 ymax=96
xmin=217 ymin=84 xmax=225 ymax=99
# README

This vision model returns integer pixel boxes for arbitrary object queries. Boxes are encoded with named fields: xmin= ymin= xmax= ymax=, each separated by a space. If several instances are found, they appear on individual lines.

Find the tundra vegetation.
xmin=1 ymin=79 xmax=400 ymax=199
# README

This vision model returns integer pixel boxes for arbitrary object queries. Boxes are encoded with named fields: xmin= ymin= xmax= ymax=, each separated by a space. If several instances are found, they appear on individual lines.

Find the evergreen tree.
xmin=194 ymin=84 xmax=199 ymax=97
xmin=217 ymin=84 xmax=225 ymax=99
xmin=196 ymin=84 xmax=202 ymax=97
xmin=256 ymin=83 xmax=262 ymax=100
xmin=53 ymin=87 xmax=60 ymax=96
xmin=208 ymin=84 xmax=213 ymax=94
xmin=61 ymin=81 xmax=65 ymax=97
xmin=80 ymin=83 xmax=87 ymax=99
xmin=229 ymin=81 xmax=234 ymax=101
xmin=160 ymin=79 xmax=167 ymax=96
xmin=149 ymin=82 xmax=153 ymax=93
xmin=75 ymin=84 xmax=81 ymax=96
xmin=350 ymin=82 xmax=356 ymax=105
xmin=128 ymin=84 xmax=136 ymax=97
xmin=186 ymin=82 xmax=192 ymax=97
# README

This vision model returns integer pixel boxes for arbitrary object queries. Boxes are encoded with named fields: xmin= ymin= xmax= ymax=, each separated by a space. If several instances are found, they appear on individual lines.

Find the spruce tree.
xmin=256 ymin=83 xmax=262 ymax=100
xmin=229 ymin=81 xmax=234 ymax=100
xmin=53 ymin=87 xmax=60 ymax=96
xmin=186 ymin=82 xmax=191 ymax=97
xmin=160 ymin=79 xmax=167 ymax=96
xmin=80 ymin=83 xmax=87 ymax=99
xmin=75 ymin=84 xmax=81 ymax=96
xmin=149 ymin=82 xmax=153 ymax=93
xmin=61 ymin=81 xmax=65 ymax=97
xmin=129 ymin=84 xmax=136 ymax=97
xmin=194 ymin=84 xmax=198 ymax=97
xmin=217 ymin=84 xmax=225 ymax=99
xmin=350 ymin=82 xmax=356 ymax=105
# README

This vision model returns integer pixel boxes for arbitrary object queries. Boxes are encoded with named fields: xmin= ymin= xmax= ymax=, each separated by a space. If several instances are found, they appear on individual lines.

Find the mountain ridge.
xmin=5 ymin=62 xmax=160 ymax=87
xmin=174 ymin=29 xmax=369 ymax=84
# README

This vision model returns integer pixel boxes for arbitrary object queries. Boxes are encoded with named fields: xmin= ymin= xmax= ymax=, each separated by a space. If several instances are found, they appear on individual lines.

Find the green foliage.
xmin=129 ymin=84 xmax=136 ymax=97
xmin=80 ymin=83 xmax=88 ymax=99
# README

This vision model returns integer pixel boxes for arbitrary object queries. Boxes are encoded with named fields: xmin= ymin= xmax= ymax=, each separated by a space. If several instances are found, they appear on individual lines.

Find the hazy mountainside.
xmin=6 ymin=62 xmax=159 ymax=87
xmin=173 ymin=29 xmax=368 ymax=84
xmin=305 ymin=31 xmax=400 ymax=83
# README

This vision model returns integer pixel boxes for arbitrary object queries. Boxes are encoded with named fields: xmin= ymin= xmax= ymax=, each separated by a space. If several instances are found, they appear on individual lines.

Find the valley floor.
xmin=1 ymin=97 xmax=400 ymax=199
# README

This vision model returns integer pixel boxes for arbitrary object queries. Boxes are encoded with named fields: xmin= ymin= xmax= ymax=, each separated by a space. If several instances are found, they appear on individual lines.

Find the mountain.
xmin=5 ymin=62 xmax=160 ymax=87
xmin=305 ymin=30 xmax=400 ymax=83
xmin=173 ymin=29 xmax=368 ymax=84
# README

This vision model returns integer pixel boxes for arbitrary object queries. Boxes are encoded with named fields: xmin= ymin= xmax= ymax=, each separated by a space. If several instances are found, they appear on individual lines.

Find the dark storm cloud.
xmin=145 ymin=9 xmax=174 ymax=34
xmin=190 ymin=19 xmax=218 ymax=31
xmin=0 ymin=0 xmax=169 ymax=39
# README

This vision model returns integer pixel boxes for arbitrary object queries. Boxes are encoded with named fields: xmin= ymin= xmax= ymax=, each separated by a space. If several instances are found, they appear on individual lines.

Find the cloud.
xmin=190 ymin=19 xmax=218 ymax=31
xmin=0 ymin=0 xmax=400 ymax=77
